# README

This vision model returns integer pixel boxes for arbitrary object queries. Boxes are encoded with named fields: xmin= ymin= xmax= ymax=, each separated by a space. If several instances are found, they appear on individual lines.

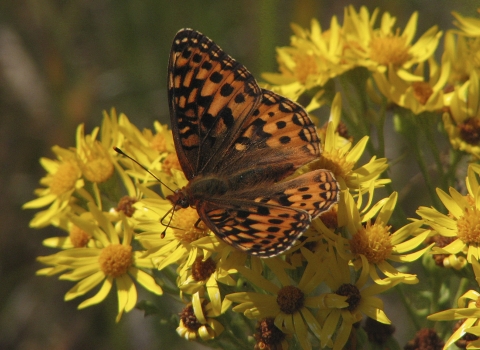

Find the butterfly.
xmin=166 ymin=29 xmax=339 ymax=258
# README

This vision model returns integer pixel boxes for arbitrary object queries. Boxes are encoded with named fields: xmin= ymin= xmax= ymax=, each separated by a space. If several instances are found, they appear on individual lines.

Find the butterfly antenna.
xmin=160 ymin=205 xmax=178 ymax=238
xmin=113 ymin=147 xmax=176 ymax=193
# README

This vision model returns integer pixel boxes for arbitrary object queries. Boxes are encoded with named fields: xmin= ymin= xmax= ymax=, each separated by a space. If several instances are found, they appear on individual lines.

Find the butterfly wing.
xmin=214 ymin=89 xmax=321 ymax=182
xmin=168 ymin=29 xmax=262 ymax=180
xmin=198 ymin=169 xmax=339 ymax=258
xmin=199 ymin=200 xmax=311 ymax=258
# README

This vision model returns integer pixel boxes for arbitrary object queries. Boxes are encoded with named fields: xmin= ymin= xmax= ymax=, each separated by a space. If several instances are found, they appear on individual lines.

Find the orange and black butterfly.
xmin=166 ymin=29 xmax=339 ymax=258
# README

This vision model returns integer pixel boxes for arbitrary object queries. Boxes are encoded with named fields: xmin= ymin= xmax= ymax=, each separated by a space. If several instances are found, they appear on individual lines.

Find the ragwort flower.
xmin=36 ymin=203 xmax=162 ymax=322
xmin=262 ymin=17 xmax=351 ymax=100
xmin=227 ymin=256 xmax=346 ymax=350
xmin=418 ymin=164 xmax=480 ymax=263
xmin=372 ymin=55 xmax=450 ymax=114
xmin=343 ymin=6 xmax=442 ymax=74
xmin=342 ymin=191 xmax=431 ymax=285
xmin=23 ymin=145 xmax=83 ymax=228
xmin=308 ymin=93 xmax=389 ymax=193
xmin=428 ymin=258 xmax=480 ymax=348
xmin=443 ymin=70 xmax=480 ymax=158
xmin=176 ymin=292 xmax=226 ymax=341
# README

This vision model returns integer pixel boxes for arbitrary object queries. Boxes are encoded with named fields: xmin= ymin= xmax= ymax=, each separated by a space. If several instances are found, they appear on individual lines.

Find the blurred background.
xmin=1 ymin=1 xmax=478 ymax=349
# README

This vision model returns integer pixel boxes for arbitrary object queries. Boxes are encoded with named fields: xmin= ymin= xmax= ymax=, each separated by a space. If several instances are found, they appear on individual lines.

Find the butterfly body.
xmin=167 ymin=29 xmax=340 ymax=257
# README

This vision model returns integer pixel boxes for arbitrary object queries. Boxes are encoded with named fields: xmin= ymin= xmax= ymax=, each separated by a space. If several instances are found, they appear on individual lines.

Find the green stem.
xmin=396 ymin=284 xmax=423 ymax=331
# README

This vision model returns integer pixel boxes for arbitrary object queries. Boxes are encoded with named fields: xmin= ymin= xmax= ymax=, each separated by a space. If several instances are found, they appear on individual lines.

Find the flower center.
xmin=412 ymin=81 xmax=433 ymax=105
xmin=98 ymin=244 xmax=132 ymax=277
xmin=116 ymin=196 xmax=137 ymax=217
xmin=369 ymin=34 xmax=411 ymax=66
xmin=180 ymin=303 xmax=202 ymax=331
xmin=150 ymin=133 xmax=167 ymax=153
xmin=336 ymin=283 xmax=361 ymax=312
xmin=254 ymin=318 xmax=285 ymax=349
xmin=459 ymin=118 xmax=480 ymax=145
xmin=172 ymin=207 xmax=209 ymax=243
xmin=293 ymin=53 xmax=319 ymax=84
xmin=50 ymin=161 xmax=80 ymax=195
xmin=192 ymin=256 xmax=216 ymax=281
xmin=162 ymin=153 xmax=182 ymax=175
xmin=311 ymin=150 xmax=354 ymax=181
xmin=319 ymin=205 xmax=338 ymax=229
xmin=79 ymin=142 xmax=114 ymax=183
xmin=276 ymin=285 xmax=304 ymax=314
xmin=457 ymin=207 xmax=480 ymax=244
xmin=69 ymin=225 xmax=91 ymax=248
xmin=350 ymin=221 xmax=393 ymax=264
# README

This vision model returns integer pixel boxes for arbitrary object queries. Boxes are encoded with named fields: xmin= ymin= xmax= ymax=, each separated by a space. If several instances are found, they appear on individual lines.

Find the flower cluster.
xmin=24 ymin=6 xmax=480 ymax=350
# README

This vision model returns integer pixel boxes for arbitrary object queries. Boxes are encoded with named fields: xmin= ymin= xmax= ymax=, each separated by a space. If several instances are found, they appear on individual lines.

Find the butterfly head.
xmin=166 ymin=189 xmax=190 ymax=210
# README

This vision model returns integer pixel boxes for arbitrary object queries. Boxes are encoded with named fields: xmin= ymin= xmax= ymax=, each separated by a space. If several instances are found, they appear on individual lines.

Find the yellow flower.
xmin=176 ymin=292 xmax=227 ymax=341
xmin=227 ymin=257 xmax=343 ymax=350
xmin=418 ymin=164 xmax=480 ymax=263
xmin=309 ymin=93 xmax=389 ymax=193
xmin=443 ymin=70 xmax=480 ymax=158
xmin=117 ymin=113 xmax=177 ymax=176
xmin=178 ymin=252 xmax=237 ymax=316
xmin=133 ymin=180 xmax=214 ymax=270
xmin=372 ymin=55 xmax=450 ymax=114
xmin=444 ymin=31 xmax=477 ymax=86
xmin=428 ymin=258 xmax=480 ymax=348
xmin=76 ymin=121 xmax=115 ymax=184
xmin=343 ymin=6 xmax=442 ymax=73
xmin=262 ymin=18 xmax=351 ymax=100
xmin=36 ymin=203 xmax=162 ymax=322
xmin=342 ymin=191 xmax=432 ymax=285
xmin=303 ymin=248 xmax=402 ymax=350
xmin=452 ymin=11 xmax=480 ymax=37
xmin=23 ymin=145 xmax=83 ymax=228
xmin=253 ymin=318 xmax=289 ymax=350
xmin=40 ymin=212 xmax=99 ymax=250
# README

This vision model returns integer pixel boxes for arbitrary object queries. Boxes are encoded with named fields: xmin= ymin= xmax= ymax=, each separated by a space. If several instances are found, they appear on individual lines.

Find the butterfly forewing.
xmin=168 ymin=29 xmax=262 ymax=179
xmin=215 ymin=89 xmax=321 ymax=181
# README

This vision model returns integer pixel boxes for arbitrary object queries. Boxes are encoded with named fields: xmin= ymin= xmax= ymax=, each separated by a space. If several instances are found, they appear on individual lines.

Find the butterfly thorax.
xmin=167 ymin=175 xmax=229 ymax=209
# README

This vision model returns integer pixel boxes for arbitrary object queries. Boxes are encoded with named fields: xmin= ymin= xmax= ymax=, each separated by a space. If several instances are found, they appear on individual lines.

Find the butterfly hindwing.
xmin=255 ymin=169 xmax=340 ymax=219
xmin=198 ymin=201 xmax=311 ymax=257
xmin=168 ymin=29 xmax=262 ymax=179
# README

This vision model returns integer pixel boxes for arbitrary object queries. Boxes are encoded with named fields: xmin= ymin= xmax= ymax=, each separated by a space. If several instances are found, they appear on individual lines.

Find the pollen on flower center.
xmin=69 ymin=225 xmax=91 ymax=248
xmin=412 ymin=82 xmax=433 ymax=105
xmin=172 ymin=207 xmax=209 ymax=243
xmin=457 ymin=207 xmax=480 ymax=244
xmin=276 ymin=285 xmax=304 ymax=314
xmin=192 ymin=256 xmax=216 ymax=281
xmin=312 ymin=150 xmax=354 ymax=180
xmin=350 ymin=221 xmax=393 ymax=264
xmin=50 ymin=161 xmax=80 ymax=195
xmin=79 ymin=142 xmax=114 ymax=183
xmin=336 ymin=283 xmax=361 ymax=312
xmin=98 ymin=244 xmax=132 ymax=277
xmin=254 ymin=318 xmax=285 ymax=349
xmin=150 ymin=133 xmax=167 ymax=153
xmin=180 ymin=303 xmax=202 ymax=331
xmin=116 ymin=196 xmax=137 ymax=217
xmin=293 ymin=53 xmax=319 ymax=84
xmin=459 ymin=118 xmax=480 ymax=145
xmin=369 ymin=34 xmax=411 ymax=66
xmin=162 ymin=153 xmax=182 ymax=175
